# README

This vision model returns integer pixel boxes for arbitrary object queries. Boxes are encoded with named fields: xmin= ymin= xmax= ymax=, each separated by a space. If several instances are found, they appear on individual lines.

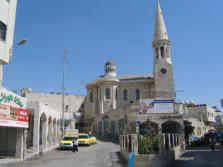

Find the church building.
xmin=84 ymin=1 xmax=183 ymax=139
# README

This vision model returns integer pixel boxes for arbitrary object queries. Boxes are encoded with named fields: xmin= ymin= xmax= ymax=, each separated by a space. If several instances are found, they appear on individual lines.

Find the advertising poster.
xmin=0 ymin=104 xmax=29 ymax=128
xmin=139 ymin=99 xmax=155 ymax=114
xmin=154 ymin=100 xmax=174 ymax=114
xmin=140 ymin=99 xmax=174 ymax=114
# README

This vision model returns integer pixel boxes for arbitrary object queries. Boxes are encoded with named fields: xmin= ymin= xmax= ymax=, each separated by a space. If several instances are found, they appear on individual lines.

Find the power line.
xmin=13 ymin=33 xmax=223 ymax=65
xmin=181 ymin=77 xmax=223 ymax=93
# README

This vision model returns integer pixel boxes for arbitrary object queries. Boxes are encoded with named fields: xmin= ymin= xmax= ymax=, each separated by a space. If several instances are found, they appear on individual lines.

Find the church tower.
xmin=152 ymin=0 xmax=174 ymax=98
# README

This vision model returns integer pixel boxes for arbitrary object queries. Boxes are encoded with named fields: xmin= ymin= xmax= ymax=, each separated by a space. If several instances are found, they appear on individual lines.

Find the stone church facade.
xmin=84 ymin=1 xmax=183 ymax=140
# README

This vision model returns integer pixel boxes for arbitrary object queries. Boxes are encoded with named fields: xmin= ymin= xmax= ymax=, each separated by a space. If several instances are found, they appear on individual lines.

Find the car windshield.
xmin=63 ymin=137 xmax=73 ymax=140
xmin=78 ymin=135 xmax=89 ymax=139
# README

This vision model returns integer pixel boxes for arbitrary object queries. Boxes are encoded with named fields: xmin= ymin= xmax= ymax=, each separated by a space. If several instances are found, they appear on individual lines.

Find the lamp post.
xmin=175 ymin=89 xmax=184 ymax=99
xmin=62 ymin=49 xmax=67 ymax=138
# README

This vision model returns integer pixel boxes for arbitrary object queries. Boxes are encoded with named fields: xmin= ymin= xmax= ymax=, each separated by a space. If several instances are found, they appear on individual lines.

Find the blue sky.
xmin=3 ymin=0 xmax=223 ymax=109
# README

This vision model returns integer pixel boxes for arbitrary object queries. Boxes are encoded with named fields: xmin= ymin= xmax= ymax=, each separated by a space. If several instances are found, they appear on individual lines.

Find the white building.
xmin=26 ymin=101 xmax=60 ymax=156
xmin=21 ymin=87 xmax=85 ymax=135
xmin=0 ymin=0 xmax=29 ymax=159
xmin=0 ymin=0 xmax=17 ymax=84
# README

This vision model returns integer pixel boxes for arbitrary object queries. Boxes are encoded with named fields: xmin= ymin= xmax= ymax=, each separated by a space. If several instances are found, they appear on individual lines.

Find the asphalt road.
xmin=2 ymin=138 xmax=127 ymax=167
xmin=168 ymin=148 xmax=223 ymax=167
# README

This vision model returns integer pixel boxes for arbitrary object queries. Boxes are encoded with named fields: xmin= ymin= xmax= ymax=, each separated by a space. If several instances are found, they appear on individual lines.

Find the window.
xmin=0 ymin=21 xmax=7 ymax=41
xmin=65 ymin=105 xmax=69 ymax=112
xmin=123 ymin=89 xmax=128 ymax=101
xmin=105 ymin=88 xmax=110 ymax=99
xmin=156 ymin=48 xmax=159 ymax=59
xmin=160 ymin=46 xmax=164 ymax=58
xmin=136 ymin=89 xmax=140 ymax=101
xmin=89 ymin=92 xmax=93 ymax=103
xmin=115 ymin=88 xmax=118 ymax=100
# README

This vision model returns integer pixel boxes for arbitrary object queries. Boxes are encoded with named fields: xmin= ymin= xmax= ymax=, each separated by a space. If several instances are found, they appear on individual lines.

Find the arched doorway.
xmin=48 ymin=116 xmax=53 ymax=146
xmin=39 ymin=113 xmax=47 ymax=146
xmin=162 ymin=121 xmax=181 ymax=134
xmin=57 ymin=120 xmax=60 ymax=141
xmin=53 ymin=119 xmax=56 ymax=143
xmin=139 ymin=121 xmax=158 ymax=138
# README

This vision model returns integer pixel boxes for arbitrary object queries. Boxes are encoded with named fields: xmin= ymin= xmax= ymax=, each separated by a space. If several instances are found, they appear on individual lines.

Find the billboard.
xmin=221 ymin=99 xmax=223 ymax=108
xmin=140 ymin=99 xmax=174 ymax=114
xmin=0 ymin=104 xmax=29 ymax=128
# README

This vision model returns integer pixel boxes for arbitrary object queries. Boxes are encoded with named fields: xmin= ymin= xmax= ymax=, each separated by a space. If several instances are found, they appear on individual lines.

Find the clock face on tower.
xmin=160 ymin=68 xmax=167 ymax=74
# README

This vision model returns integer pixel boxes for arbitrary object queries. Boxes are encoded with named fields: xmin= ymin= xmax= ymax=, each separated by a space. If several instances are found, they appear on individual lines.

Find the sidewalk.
xmin=0 ymin=158 xmax=22 ymax=167
xmin=0 ymin=146 xmax=59 ymax=166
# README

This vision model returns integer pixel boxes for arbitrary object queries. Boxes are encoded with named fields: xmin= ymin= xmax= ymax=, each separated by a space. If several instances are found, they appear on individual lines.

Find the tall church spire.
xmin=153 ymin=0 xmax=168 ymax=42
xmin=153 ymin=0 xmax=174 ymax=99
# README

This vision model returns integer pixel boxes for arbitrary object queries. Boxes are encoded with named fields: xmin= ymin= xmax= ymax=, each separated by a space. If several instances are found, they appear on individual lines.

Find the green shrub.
xmin=138 ymin=135 xmax=159 ymax=155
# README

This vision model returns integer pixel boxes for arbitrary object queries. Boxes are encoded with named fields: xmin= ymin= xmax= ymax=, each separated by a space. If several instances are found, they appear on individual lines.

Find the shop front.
xmin=0 ymin=88 xmax=29 ymax=159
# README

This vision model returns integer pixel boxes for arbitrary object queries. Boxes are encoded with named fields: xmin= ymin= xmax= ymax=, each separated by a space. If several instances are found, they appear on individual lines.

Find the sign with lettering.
xmin=0 ymin=104 xmax=29 ymax=128
xmin=0 ymin=88 xmax=26 ymax=109
xmin=102 ymin=115 xmax=109 ymax=120
xmin=140 ymin=99 xmax=174 ymax=114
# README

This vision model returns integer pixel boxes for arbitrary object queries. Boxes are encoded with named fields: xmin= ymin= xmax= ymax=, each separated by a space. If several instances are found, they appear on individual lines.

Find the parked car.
xmin=90 ymin=136 xmax=97 ymax=144
xmin=78 ymin=133 xmax=91 ymax=145
xmin=59 ymin=134 xmax=74 ymax=149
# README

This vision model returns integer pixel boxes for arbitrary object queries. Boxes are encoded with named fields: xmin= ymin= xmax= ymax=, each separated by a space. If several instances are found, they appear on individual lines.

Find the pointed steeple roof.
xmin=153 ymin=0 xmax=168 ymax=42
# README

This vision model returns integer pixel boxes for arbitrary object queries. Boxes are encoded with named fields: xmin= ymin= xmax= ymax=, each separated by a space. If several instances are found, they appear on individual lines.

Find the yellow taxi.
xmin=78 ymin=133 xmax=91 ymax=145
xmin=90 ymin=136 xmax=97 ymax=144
xmin=59 ymin=134 xmax=74 ymax=149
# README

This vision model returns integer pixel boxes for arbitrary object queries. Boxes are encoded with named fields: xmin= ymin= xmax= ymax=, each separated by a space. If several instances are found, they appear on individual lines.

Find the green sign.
xmin=0 ymin=93 xmax=23 ymax=107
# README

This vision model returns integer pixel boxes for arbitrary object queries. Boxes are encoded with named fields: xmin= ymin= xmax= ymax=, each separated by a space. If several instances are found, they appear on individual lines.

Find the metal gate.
xmin=0 ymin=127 xmax=17 ymax=157
xmin=110 ymin=121 xmax=115 ymax=137
xmin=103 ymin=120 xmax=108 ymax=136
xmin=98 ymin=121 xmax=102 ymax=135
xmin=119 ymin=119 xmax=124 ymax=135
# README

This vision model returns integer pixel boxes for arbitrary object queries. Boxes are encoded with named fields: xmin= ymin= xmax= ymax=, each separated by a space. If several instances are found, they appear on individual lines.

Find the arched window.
xmin=156 ymin=48 xmax=159 ymax=59
xmin=123 ymin=89 xmax=128 ymax=101
xmin=105 ymin=88 xmax=110 ymax=99
xmin=116 ymin=88 xmax=118 ymax=100
xmin=89 ymin=92 xmax=93 ymax=103
xmin=160 ymin=46 xmax=164 ymax=58
xmin=136 ymin=89 xmax=140 ymax=101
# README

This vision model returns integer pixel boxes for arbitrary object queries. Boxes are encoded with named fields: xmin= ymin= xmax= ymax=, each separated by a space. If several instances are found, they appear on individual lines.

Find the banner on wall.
xmin=0 ymin=104 xmax=29 ymax=128
xmin=139 ymin=99 xmax=174 ymax=114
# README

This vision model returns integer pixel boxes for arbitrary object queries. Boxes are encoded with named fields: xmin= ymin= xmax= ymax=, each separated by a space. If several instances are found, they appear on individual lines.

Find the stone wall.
xmin=120 ymin=134 xmax=182 ymax=167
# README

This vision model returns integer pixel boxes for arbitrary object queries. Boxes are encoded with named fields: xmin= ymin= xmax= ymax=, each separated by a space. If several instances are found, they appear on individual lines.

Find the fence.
xmin=120 ymin=133 xmax=181 ymax=155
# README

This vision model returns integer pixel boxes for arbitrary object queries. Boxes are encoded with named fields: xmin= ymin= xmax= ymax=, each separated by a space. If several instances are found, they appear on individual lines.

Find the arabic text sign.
xmin=154 ymin=100 xmax=174 ymax=114
xmin=0 ymin=88 xmax=26 ymax=109
xmin=0 ymin=104 xmax=29 ymax=128
xmin=140 ymin=99 xmax=174 ymax=114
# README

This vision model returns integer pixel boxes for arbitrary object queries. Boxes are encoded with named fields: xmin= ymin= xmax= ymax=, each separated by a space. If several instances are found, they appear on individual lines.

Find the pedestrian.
xmin=210 ymin=137 xmax=215 ymax=152
xmin=73 ymin=137 xmax=78 ymax=153
xmin=219 ymin=141 xmax=222 ymax=152
xmin=211 ymin=142 xmax=215 ymax=152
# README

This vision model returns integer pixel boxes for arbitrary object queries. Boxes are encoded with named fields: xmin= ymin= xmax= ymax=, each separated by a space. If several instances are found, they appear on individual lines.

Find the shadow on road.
xmin=167 ymin=149 xmax=223 ymax=167
xmin=96 ymin=136 xmax=119 ymax=144
xmin=109 ymin=151 xmax=127 ymax=167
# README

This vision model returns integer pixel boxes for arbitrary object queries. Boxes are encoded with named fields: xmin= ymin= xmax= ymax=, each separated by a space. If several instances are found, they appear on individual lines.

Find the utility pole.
xmin=62 ymin=49 xmax=67 ymax=138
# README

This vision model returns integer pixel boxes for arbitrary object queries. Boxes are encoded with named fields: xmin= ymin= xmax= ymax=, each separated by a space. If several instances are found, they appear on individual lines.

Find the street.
xmin=1 ymin=139 xmax=127 ymax=167
xmin=168 ymin=147 xmax=223 ymax=167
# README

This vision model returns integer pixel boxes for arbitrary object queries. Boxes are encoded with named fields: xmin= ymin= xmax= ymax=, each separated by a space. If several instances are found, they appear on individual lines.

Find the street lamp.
xmin=62 ymin=49 xmax=67 ymax=138
xmin=175 ymin=89 xmax=184 ymax=98
xmin=17 ymin=39 xmax=27 ymax=45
